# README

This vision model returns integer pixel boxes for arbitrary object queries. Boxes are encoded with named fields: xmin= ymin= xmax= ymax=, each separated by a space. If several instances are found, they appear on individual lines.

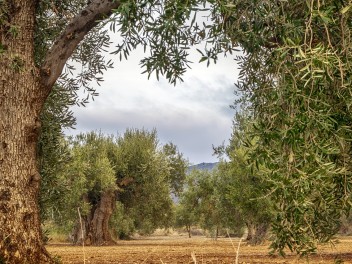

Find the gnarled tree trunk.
xmin=0 ymin=2 xmax=53 ymax=262
xmin=73 ymin=190 xmax=116 ymax=246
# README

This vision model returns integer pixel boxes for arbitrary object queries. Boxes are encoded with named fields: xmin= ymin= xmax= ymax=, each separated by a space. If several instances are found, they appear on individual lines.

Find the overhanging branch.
xmin=40 ymin=0 xmax=120 ymax=91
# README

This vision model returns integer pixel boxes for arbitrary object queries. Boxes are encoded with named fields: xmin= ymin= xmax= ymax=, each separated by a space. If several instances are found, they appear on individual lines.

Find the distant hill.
xmin=171 ymin=162 xmax=219 ymax=203
xmin=188 ymin=162 xmax=219 ymax=172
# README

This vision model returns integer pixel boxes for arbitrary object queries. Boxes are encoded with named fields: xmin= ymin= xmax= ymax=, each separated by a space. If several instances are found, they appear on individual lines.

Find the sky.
xmin=65 ymin=39 xmax=240 ymax=165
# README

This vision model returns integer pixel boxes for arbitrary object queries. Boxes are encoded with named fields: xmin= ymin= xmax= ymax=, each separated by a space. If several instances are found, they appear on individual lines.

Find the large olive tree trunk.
xmin=73 ymin=190 xmax=116 ymax=246
xmin=0 ymin=0 xmax=120 ymax=262
xmin=0 ymin=2 xmax=53 ymax=262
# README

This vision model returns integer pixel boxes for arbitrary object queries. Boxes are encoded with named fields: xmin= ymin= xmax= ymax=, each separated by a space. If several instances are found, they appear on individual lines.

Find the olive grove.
xmin=1 ymin=0 xmax=352 ymax=262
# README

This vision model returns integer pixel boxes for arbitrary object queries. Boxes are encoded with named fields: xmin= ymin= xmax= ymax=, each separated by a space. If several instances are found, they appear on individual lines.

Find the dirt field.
xmin=47 ymin=235 xmax=352 ymax=264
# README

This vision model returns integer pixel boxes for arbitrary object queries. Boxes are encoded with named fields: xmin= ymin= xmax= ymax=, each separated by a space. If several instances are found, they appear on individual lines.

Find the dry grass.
xmin=46 ymin=235 xmax=352 ymax=263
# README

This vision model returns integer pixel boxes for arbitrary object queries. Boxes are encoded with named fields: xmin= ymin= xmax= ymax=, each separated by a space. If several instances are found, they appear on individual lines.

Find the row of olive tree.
xmin=43 ymin=129 xmax=187 ymax=245
xmin=175 ymin=111 xmax=272 ymax=244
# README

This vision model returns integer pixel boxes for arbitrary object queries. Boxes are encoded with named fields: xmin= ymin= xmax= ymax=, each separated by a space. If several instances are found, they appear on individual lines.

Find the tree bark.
xmin=186 ymin=225 xmax=191 ymax=238
xmin=0 ymin=1 xmax=53 ymax=262
xmin=245 ymin=223 xmax=254 ymax=242
xmin=73 ymin=190 xmax=116 ymax=246
xmin=245 ymin=222 xmax=269 ymax=245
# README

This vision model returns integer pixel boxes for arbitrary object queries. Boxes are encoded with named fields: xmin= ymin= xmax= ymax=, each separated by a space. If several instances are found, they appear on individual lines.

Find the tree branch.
xmin=40 ymin=0 xmax=120 ymax=91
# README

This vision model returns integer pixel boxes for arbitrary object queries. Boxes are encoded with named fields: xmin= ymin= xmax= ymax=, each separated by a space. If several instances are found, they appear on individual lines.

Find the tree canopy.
xmin=47 ymin=129 xmax=187 ymax=244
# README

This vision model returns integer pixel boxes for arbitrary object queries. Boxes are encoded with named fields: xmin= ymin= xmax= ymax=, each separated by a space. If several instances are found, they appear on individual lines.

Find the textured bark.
xmin=73 ymin=190 xmax=116 ymax=246
xmin=186 ymin=225 xmax=191 ymax=238
xmin=245 ymin=222 xmax=269 ymax=245
xmin=0 ymin=0 xmax=120 ymax=262
xmin=0 ymin=1 xmax=53 ymax=263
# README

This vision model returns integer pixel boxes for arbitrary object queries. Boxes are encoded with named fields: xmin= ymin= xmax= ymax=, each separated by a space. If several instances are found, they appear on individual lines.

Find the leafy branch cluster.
xmin=110 ymin=0 xmax=238 ymax=84
xmin=215 ymin=0 xmax=352 ymax=255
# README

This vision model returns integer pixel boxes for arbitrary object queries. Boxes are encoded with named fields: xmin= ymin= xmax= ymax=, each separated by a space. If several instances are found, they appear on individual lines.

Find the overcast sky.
xmin=65 ymin=39 xmax=240 ymax=165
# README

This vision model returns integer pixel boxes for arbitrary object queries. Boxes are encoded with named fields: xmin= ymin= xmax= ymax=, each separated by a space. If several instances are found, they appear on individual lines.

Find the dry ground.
xmin=47 ymin=235 xmax=352 ymax=264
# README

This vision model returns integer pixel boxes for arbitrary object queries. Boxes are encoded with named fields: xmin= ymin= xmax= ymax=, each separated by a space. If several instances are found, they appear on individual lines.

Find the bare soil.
xmin=46 ymin=235 xmax=352 ymax=263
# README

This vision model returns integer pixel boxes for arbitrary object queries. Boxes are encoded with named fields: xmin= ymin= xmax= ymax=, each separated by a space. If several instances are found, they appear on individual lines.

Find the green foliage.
xmin=185 ymin=170 xmax=215 ymax=229
xmin=35 ymin=0 xmax=113 ymax=104
xmin=35 ymin=0 xmax=225 ymax=236
xmin=174 ymin=203 xmax=195 ymax=232
xmin=109 ymin=202 xmax=136 ymax=239
xmin=10 ymin=55 xmax=24 ymax=72
xmin=212 ymin=0 xmax=352 ymax=255
xmin=36 ymin=0 xmax=114 ymax=224
xmin=7 ymin=25 xmax=18 ymax=38
xmin=193 ymin=170 xmax=222 ymax=232
xmin=43 ymin=132 xmax=118 ymax=233
xmin=111 ymin=0 xmax=237 ymax=84
xmin=35 ymin=0 xmax=87 ymax=62
xmin=163 ymin=142 xmax=188 ymax=195
xmin=52 ymin=255 xmax=63 ymax=264
xmin=50 ymin=129 xmax=183 ymax=237
xmin=64 ymin=132 xmax=118 ymax=220
xmin=114 ymin=129 xmax=174 ymax=235
xmin=174 ymin=171 xmax=201 ymax=233
xmin=113 ymin=0 xmax=194 ymax=84
xmin=176 ymin=112 xmax=272 ymax=241
xmin=175 ymin=170 xmax=200 ymax=233
xmin=0 ymin=42 xmax=5 ymax=54
xmin=38 ymin=85 xmax=76 ymax=222
xmin=216 ymin=111 xmax=273 ymax=243
xmin=176 ymin=169 xmax=230 ymax=236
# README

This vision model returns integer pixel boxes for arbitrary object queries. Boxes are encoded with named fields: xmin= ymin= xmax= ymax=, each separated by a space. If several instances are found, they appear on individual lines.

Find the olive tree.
xmin=215 ymin=112 xmax=273 ymax=244
xmin=59 ymin=129 xmax=183 ymax=244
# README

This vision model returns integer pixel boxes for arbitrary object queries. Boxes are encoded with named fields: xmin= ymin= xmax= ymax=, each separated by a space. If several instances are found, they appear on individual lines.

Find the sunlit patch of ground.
xmin=46 ymin=235 xmax=352 ymax=263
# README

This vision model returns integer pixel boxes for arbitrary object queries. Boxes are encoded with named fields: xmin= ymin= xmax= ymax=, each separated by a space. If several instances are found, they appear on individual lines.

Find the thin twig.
xmin=235 ymin=237 xmax=243 ymax=264
xmin=226 ymin=229 xmax=240 ymax=263
xmin=191 ymin=251 xmax=197 ymax=264
xmin=226 ymin=229 xmax=236 ymax=251
xmin=77 ymin=207 xmax=86 ymax=264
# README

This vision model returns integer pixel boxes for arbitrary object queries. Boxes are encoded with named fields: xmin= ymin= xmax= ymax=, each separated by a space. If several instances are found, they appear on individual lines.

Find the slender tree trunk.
xmin=0 ymin=2 xmax=53 ymax=262
xmin=245 ymin=223 xmax=254 ymax=242
xmin=252 ymin=223 xmax=269 ymax=244
xmin=73 ymin=190 xmax=116 ymax=246
xmin=186 ymin=225 xmax=191 ymax=238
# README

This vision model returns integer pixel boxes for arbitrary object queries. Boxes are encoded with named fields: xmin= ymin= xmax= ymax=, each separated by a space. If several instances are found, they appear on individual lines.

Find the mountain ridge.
xmin=188 ymin=162 xmax=219 ymax=172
